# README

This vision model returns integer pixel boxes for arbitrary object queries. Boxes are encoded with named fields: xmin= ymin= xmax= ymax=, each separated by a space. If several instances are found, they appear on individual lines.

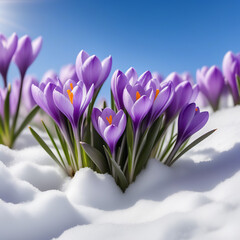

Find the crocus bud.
xmin=222 ymin=51 xmax=240 ymax=105
xmin=165 ymin=81 xmax=195 ymax=122
xmin=13 ymin=35 xmax=42 ymax=77
xmin=0 ymin=33 xmax=18 ymax=86
xmin=177 ymin=103 xmax=209 ymax=144
xmin=92 ymin=107 xmax=126 ymax=153
xmin=111 ymin=70 xmax=128 ymax=110
xmin=76 ymin=50 xmax=112 ymax=90
xmin=59 ymin=64 xmax=78 ymax=85
xmin=196 ymin=65 xmax=225 ymax=111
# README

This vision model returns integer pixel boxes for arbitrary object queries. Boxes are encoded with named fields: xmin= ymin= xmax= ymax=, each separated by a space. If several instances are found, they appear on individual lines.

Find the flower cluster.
xmin=0 ymin=33 xmax=42 ymax=147
xmin=196 ymin=51 xmax=240 ymax=111
xmin=0 ymin=33 xmax=214 ymax=191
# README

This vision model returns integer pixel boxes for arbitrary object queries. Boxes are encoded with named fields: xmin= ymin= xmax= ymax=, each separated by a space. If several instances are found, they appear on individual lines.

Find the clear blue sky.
xmin=1 ymin=0 xmax=240 ymax=100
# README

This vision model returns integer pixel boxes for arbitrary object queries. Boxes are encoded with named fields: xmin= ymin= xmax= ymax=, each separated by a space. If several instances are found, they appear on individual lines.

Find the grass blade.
xmin=14 ymin=106 xmax=40 ymax=141
xmin=29 ymin=126 xmax=62 ymax=168
xmin=170 ymin=129 xmax=217 ymax=165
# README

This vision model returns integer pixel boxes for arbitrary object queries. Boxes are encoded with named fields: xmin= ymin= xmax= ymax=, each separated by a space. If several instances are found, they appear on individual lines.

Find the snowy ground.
xmin=1 ymin=106 xmax=240 ymax=240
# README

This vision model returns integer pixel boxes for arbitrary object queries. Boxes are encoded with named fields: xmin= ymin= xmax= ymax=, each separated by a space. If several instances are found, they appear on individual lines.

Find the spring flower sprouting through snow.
xmin=0 ymin=33 xmax=18 ymax=87
xmin=92 ymin=108 xmax=126 ymax=154
xmin=222 ymin=51 xmax=240 ymax=105
xmin=0 ymin=33 xmax=42 ymax=148
xmin=165 ymin=103 xmax=210 ymax=166
xmin=196 ymin=66 xmax=225 ymax=111
xmin=76 ymin=50 xmax=112 ymax=91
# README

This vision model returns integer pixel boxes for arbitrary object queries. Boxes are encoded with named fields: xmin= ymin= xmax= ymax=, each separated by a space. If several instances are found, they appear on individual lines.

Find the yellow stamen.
xmin=106 ymin=115 xmax=112 ymax=125
xmin=70 ymin=83 xmax=73 ymax=90
xmin=67 ymin=89 xmax=73 ymax=104
xmin=136 ymin=91 xmax=141 ymax=100
xmin=154 ymin=89 xmax=160 ymax=101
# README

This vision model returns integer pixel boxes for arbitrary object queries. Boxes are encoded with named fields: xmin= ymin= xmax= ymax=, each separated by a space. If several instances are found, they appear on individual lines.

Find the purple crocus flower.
xmin=22 ymin=76 xmax=39 ymax=111
xmin=53 ymin=80 xmax=94 ymax=129
xmin=75 ymin=50 xmax=112 ymax=90
xmin=13 ymin=35 xmax=42 ymax=77
xmin=145 ymin=79 xmax=174 ymax=123
xmin=32 ymin=80 xmax=63 ymax=127
xmin=222 ymin=51 xmax=240 ymax=105
xmin=92 ymin=107 xmax=126 ymax=153
xmin=59 ymin=64 xmax=78 ymax=85
xmin=177 ymin=103 xmax=209 ymax=144
xmin=196 ymin=66 xmax=225 ymax=111
xmin=165 ymin=81 xmax=198 ymax=123
xmin=123 ymin=83 xmax=154 ymax=130
xmin=111 ymin=70 xmax=128 ymax=110
xmin=0 ymin=33 xmax=18 ymax=86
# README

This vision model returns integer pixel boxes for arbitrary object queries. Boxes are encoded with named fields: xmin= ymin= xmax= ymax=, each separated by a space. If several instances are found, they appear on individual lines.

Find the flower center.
xmin=136 ymin=91 xmax=141 ymax=100
xmin=67 ymin=83 xmax=74 ymax=104
xmin=195 ymin=107 xmax=198 ymax=112
xmin=106 ymin=115 xmax=112 ymax=125
xmin=154 ymin=89 xmax=160 ymax=101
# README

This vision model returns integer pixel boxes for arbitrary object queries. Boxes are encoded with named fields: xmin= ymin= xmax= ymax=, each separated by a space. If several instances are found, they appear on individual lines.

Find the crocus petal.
xmin=131 ymin=95 xmax=153 ymax=124
xmin=32 ymin=36 xmax=42 ymax=62
xmin=184 ymin=111 xmax=209 ymax=141
xmin=81 ymin=55 xmax=102 ymax=89
xmin=97 ymin=55 xmax=112 ymax=89
xmin=75 ymin=50 xmax=90 ymax=81
xmin=177 ymin=103 xmax=196 ymax=140
xmin=103 ymin=124 xmax=123 ymax=152
xmin=53 ymin=89 xmax=74 ymax=125
xmin=125 ymin=67 xmax=138 ymax=85
xmin=138 ymin=71 xmax=152 ymax=87
xmin=91 ymin=108 xmax=102 ymax=135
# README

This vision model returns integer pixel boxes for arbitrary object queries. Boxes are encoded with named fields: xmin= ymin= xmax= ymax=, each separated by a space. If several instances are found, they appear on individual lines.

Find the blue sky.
xmin=1 ymin=0 xmax=240 ymax=99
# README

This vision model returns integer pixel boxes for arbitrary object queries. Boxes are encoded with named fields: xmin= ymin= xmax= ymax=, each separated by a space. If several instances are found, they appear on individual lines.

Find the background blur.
xmin=1 ymin=0 xmax=240 ymax=100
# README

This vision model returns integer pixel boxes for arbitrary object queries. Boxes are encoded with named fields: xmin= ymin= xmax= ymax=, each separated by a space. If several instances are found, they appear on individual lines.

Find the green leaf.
xmin=4 ymin=85 xmax=11 ymax=134
xmin=103 ymin=145 xmax=128 ymax=191
xmin=54 ymin=123 xmax=71 ymax=166
xmin=134 ymin=117 xmax=162 ymax=177
xmin=29 ymin=126 xmax=62 ymax=168
xmin=80 ymin=142 xmax=108 ymax=173
xmin=236 ymin=75 xmax=240 ymax=99
xmin=42 ymin=121 xmax=66 ymax=168
xmin=126 ymin=117 xmax=134 ymax=151
xmin=111 ymin=90 xmax=117 ymax=112
xmin=170 ymin=129 xmax=217 ymax=165
xmin=14 ymin=106 xmax=40 ymax=141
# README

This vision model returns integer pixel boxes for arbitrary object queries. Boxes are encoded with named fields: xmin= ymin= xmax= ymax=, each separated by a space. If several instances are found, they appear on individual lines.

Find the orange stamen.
xmin=195 ymin=107 xmax=198 ymax=112
xmin=70 ymin=83 xmax=73 ymax=90
xmin=136 ymin=91 xmax=141 ymax=100
xmin=106 ymin=115 xmax=112 ymax=125
xmin=67 ymin=89 xmax=73 ymax=104
xmin=154 ymin=89 xmax=160 ymax=101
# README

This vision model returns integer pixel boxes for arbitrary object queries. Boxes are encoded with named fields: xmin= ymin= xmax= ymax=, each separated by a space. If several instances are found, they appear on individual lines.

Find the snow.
xmin=1 ymin=106 xmax=240 ymax=240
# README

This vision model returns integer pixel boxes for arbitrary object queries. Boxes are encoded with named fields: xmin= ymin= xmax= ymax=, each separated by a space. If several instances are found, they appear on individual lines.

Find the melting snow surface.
xmin=1 ymin=106 xmax=240 ymax=240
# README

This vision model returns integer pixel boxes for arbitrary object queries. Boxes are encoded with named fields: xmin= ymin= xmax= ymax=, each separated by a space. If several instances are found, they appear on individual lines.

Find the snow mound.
xmin=0 ymin=106 xmax=240 ymax=240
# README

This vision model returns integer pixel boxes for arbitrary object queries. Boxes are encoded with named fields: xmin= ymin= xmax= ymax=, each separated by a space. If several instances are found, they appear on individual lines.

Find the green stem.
xmin=10 ymin=71 xmax=26 ymax=146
